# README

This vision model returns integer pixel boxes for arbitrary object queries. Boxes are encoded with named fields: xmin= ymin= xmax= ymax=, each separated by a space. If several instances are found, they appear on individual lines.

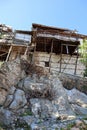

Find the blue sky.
xmin=0 ymin=0 xmax=87 ymax=35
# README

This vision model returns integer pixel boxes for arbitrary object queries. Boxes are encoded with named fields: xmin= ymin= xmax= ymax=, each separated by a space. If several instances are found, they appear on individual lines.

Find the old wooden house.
xmin=0 ymin=23 xmax=87 ymax=76
xmin=31 ymin=23 xmax=87 ymax=76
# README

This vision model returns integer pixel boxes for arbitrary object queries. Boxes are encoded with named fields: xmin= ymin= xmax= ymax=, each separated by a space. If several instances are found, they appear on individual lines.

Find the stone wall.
xmin=34 ymin=52 xmax=85 ymax=76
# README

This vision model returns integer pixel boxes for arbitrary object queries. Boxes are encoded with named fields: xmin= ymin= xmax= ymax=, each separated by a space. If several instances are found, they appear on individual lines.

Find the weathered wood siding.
xmin=34 ymin=52 xmax=85 ymax=76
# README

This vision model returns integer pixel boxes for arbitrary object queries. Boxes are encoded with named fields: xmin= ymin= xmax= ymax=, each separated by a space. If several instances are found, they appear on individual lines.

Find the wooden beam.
xmin=62 ymin=44 xmax=78 ymax=47
xmin=49 ymin=39 xmax=53 ymax=72
xmin=0 ymin=52 xmax=7 ymax=57
xmin=36 ymin=30 xmax=87 ymax=39
xmin=32 ymin=31 xmax=37 ymax=64
xmin=60 ymin=43 xmax=63 ymax=72
xmin=74 ymin=46 xmax=79 ymax=75
xmin=32 ymin=43 xmax=36 ymax=64
xmin=24 ymin=46 xmax=28 ymax=55
xmin=6 ymin=45 xmax=12 ymax=62
xmin=44 ymin=38 xmax=46 ymax=52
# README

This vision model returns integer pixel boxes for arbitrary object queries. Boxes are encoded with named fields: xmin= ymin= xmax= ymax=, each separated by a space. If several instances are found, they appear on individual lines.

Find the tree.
xmin=80 ymin=39 xmax=87 ymax=77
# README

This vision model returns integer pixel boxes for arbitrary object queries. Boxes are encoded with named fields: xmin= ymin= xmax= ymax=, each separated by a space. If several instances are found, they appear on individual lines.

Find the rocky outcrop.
xmin=0 ymin=58 xmax=26 ymax=106
xmin=17 ymin=75 xmax=75 ymax=120
xmin=0 ymin=59 xmax=87 ymax=129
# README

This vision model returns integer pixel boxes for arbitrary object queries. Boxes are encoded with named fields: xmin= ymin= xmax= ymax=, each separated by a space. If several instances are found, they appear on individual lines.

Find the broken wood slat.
xmin=0 ymin=52 xmax=7 ymax=57
xmin=0 ymin=49 xmax=9 ymax=53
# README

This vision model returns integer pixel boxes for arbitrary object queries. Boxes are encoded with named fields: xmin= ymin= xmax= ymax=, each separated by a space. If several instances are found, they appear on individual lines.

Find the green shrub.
xmin=79 ymin=39 xmax=87 ymax=77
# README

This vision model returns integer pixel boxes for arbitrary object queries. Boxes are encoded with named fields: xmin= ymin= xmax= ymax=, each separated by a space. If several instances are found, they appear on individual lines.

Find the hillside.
xmin=0 ymin=58 xmax=87 ymax=130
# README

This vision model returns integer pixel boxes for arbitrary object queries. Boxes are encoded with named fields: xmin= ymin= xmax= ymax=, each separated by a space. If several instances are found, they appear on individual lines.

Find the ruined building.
xmin=0 ymin=23 xmax=87 ymax=76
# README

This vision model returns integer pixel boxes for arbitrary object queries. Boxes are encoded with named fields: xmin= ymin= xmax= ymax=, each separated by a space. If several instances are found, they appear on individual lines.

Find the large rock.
xmin=0 ymin=108 xmax=14 ymax=125
xmin=66 ymin=88 xmax=87 ymax=115
xmin=0 ymin=72 xmax=9 ymax=105
xmin=3 ymin=86 xmax=16 ymax=107
xmin=50 ymin=77 xmax=75 ymax=119
xmin=72 ymin=104 xmax=87 ymax=115
xmin=8 ymin=86 xmax=16 ymax=95
xmin=9 ymin=89 xmax=27 ymax=110
xmin=23 ymin=75 xmax=50 ymax=92
xmin=66 ymin=88 xmax=87 ymax=107
xmin=0 ymin=58 xmax=26 ymax=106
xmin=23 ymin=75 xmax=75 ymax=119
xmin=30 ymin=98 xmax=59 ymax=119
xmin=4 ymin=95 xmax=13 ymax=107
xmin=1 ymin=58 xmax=22 ymax=87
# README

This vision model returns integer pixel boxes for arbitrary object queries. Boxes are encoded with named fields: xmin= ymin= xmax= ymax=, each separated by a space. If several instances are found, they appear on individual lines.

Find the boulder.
xmin=0 ymin=58 xmax=25 ymax=106
xmin=0 ymin=107 xmax=14 ymax=125
xmin=72 ymin=104 xmax=87 ymax=115
xmin=4 ymin=95 xmax=13 ymax=107
xmin=66 ymin=88 xmax=87 ymax=115
xmin=23 ymin=75 xmax=75 ymax=119
xmin=9 ymin=89 xmax=27 ymax=110
xmin=8 ymin=86 xmax=16 ymax=95
xmin=66 ymin=88 xmax=87 ymax=107
xmin=30 ymin=98 xmax=59 ymax=119
xmin=50 ymin=76 xmax=75 ymax=119
xmin=1 ymin=58 xmax=22 ymax=86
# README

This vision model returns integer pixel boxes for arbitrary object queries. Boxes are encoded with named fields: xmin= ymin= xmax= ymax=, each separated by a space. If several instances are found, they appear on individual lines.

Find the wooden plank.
xmin=0 ymin=52 xmax=7 ymax=57
xmin=62 ymin=44 xmax=78 ymax=47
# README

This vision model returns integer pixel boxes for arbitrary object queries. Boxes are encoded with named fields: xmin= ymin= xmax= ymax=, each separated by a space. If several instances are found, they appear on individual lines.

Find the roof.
xmin=15 ymin=30 xmax=32 ymax=35
xmin=32 ymin=23 xmax=87 ymax=39
xmin=32 ymin=23 xmax=73 ymax=32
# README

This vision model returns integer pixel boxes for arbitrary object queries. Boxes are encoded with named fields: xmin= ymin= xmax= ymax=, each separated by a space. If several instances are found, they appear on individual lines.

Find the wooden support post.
xmin=32 ymin=31 xmax=37 ymax=64
xmin=6 ymin=45 xmax=12 ymax=62
xmin=13 ymin=31 xmax=16 ymax=44
xmin=49 ymin=39 xmax=53 ymax=72
xmin=44 ymin=38 xmax=46 ymax=52
xmin=32 ymin=42 xmax=36 ymax=64
xmin=24 ymin=46 xmax=29 ymax=55
xmin=74 ymin=46 xmax=79 ymax=75
xmin=60 ymin=43 xmax=63 ymax=72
